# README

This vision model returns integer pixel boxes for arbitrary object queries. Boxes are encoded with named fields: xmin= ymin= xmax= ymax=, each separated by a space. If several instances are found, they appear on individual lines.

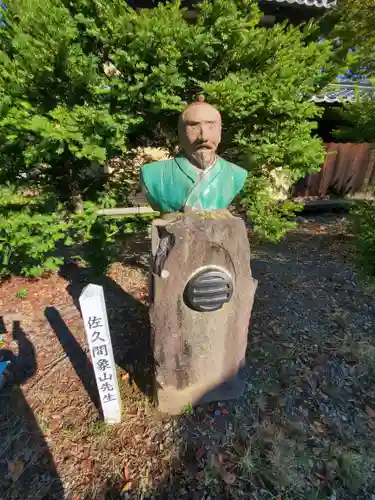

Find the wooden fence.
xmin=293 ymin=143 xmax=375 ymax=197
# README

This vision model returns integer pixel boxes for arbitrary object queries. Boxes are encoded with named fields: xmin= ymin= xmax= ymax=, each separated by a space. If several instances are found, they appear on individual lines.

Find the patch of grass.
xmin=232 ymin=420 xmax=375 ymax=499
xmin=16 ymin=288 xmax=28 ymax=299
xmin=355 ymin=341 xmax=375 ymax=379
xmin=88 ymin=419 xmax=113 ymax=439
xmin=230 ymin=317 xmax=375 ymax=499
xmin=236 ymin=422 xmax=315 ymax=497
xmin=182 ymin=403 xmax=194 ymax=416
xmin=135 ymin=395 xmax=154 ymax=415
xmin=339 ymin=336 xmax=375 ymax=381
xmin=349 ymin=197 xmax=375 ymax=277
xmin=36 ymin=415 xmax=51 ymax=435
xmin=200 ymin=453 xmax=221 ymax=494
xmin=137 ymin=466 xmax=152 ymax=499
xmin=334 ymin=450 xmax=375 ymax=494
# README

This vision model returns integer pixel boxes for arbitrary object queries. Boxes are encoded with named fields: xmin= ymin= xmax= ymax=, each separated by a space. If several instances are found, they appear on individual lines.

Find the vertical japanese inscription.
xmin=80 ymin=285 xmax=121 ymax=424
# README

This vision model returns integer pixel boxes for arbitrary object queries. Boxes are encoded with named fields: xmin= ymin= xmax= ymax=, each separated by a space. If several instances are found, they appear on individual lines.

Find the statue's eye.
xmin=188 ymin=124 xmax=199 ymax=133
xmin=209 ymin=123 xmax=217 ymax=130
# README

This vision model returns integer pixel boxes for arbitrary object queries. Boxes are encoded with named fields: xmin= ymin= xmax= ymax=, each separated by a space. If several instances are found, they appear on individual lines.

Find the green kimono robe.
xmin=140 ymin=154 xmax=247 ymax=213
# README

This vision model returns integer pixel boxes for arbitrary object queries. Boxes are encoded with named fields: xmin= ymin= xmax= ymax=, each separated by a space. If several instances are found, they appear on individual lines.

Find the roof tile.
xmin=263 ymin=0 xmax=337 ymax=8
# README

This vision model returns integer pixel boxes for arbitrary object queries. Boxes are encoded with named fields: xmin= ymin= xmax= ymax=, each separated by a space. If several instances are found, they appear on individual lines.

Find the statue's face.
xmin=178 ymin=103 xmax=222 ymax=169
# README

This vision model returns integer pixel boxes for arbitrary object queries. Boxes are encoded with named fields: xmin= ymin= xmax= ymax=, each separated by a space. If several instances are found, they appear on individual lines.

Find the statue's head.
xmin=178 ymin=97 xmax=222 ymax=169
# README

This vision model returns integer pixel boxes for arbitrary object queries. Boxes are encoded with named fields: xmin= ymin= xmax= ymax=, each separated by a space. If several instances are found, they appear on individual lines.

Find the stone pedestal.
xmin=149 ymin=211 xmax=257 ymax=414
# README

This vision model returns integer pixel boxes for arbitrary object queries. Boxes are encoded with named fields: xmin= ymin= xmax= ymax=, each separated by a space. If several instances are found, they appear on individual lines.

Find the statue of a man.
xmin=140 ymin=98 xmax=248 ymax=213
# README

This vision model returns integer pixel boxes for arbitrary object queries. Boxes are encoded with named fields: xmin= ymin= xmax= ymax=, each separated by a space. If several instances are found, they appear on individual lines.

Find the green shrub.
xmin=16 ymin=288 xmax=28 ymax=299
xmin=0 ymin=0 xmax=141 ymax=211
xmin=0 ymin=187 xmax=154 ymax=279
xmin=350 ymin=196 xmax=375 ymax=276
xmin=0 ymin=190 xmax=69 ymax=278
xmin=0 ymin=0 xmax=345 ymax=243
xmin=243 ymin=176 xmax=303 ymax=241
xmin=69 ymin=197 xmax=153 ymax=274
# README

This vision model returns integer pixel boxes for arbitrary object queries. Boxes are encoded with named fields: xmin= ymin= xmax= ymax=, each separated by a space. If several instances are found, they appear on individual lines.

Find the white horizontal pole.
xmin=97 ymin=206 xmax=157 ymax=216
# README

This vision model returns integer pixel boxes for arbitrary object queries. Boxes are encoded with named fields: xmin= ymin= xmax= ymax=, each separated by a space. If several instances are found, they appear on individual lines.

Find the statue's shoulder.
xmin=219 ymin=157 xmax=248 ymax=183
xmin=141 ymin=158 xmax=175 ymax=170
xmin=141 ymin=158 xmax=175 ymax=174
xmin=141 ymin=158 xmax=175 ymax=185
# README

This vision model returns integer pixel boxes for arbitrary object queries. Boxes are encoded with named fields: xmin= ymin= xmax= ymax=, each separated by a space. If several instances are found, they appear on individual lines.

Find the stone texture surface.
xmin=150 ymin=212 xmax=257 ymax=414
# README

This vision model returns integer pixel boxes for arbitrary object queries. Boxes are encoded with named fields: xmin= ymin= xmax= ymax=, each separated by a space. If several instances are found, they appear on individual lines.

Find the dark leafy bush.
xmin=350 ymin=195 xmax=375 ymax=276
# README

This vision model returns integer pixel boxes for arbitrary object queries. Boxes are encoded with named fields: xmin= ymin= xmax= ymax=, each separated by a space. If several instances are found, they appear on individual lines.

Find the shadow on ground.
xmin=59 ymin=260 xmax=154 ymax=397
xmin=44 ymin=306 xmax=101 ymax=411
xmin=0 ymin=321 xmax=64 ymax=500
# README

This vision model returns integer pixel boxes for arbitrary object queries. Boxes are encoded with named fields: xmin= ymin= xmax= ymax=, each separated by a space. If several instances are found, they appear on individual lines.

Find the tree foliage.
xmin=0 ymin=0 xmax=140 ymax=210
xmin=323 ymin=0 xmax=375 ymax=76
xmin=324 ymin=0 xmax=375 ymax=276
xmin=0 ymin=0 xmax=346 ymax=276
xmin=334 ymin=96 xmax=375 ymax=144
xmin=323 ymin=0 xmax=375 ymax=146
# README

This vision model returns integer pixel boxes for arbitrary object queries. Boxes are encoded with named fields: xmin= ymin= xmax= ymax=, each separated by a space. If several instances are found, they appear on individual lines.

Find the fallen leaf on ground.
xmin=123 ymin=464 xmax=131 ymax=481
xmin=51 ymin=414 xmax=62 ymax=432
xmin=277 ymin=397 xmax=285 ymax=408
xmin=8 ymin=460 xmax=24 ymax=481
xmin=311 ymin=421 xmax=325 ymax=434
xmin=196 ymin=470 xmax=205 ymax=480
xmin=82 ymin=458 xmax=93 ymax=472
xmin=195 ymin=447 xmax=205 ymax=459
xmin=315 ymin=472 xmax=329 ymax=485
xmin=121 ymin=481 xmax=133 ymax=492
xmin=366 ymin=406 xmax=375 ymax=418
xmin=220 ymin=469 xmax=236 ymax=485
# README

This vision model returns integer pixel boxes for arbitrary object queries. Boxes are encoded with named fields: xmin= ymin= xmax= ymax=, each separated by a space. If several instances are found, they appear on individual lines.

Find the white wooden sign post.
xmin=79 ymin=284 xmax=121 ymax=424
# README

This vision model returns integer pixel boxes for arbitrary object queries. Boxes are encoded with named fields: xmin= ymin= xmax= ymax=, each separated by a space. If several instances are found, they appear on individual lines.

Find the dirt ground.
xmin=1 ymin=215 xmax=375 ymax=500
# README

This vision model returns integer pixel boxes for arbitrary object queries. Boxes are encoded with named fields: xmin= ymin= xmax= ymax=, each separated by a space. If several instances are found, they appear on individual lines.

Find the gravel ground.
xmin=1 ymin=214 xmax=375 ymax=500
xmin=151 ymin=215 xmax=375 ymax=500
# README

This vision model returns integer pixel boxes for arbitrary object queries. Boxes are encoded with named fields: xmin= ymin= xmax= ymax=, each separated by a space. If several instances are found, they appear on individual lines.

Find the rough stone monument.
xmin=141 ymin=97 xmax=257 ymax=414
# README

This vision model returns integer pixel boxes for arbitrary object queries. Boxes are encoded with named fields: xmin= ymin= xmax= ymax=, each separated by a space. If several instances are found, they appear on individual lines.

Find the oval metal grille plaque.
xmin=184 ymin=267 xmax=234 ymax=312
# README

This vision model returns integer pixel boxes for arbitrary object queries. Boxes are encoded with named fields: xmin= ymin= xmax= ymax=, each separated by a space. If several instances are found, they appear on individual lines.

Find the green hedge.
xmin=0 ymin=0 xmax=348 ymax=276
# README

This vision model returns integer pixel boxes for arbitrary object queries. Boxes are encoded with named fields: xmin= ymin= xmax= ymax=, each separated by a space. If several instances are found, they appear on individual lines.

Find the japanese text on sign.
xmin=79 ymin=284 xmax=121 ymax=424
xmin=87 ymin=315 xmax=116 ymax=405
